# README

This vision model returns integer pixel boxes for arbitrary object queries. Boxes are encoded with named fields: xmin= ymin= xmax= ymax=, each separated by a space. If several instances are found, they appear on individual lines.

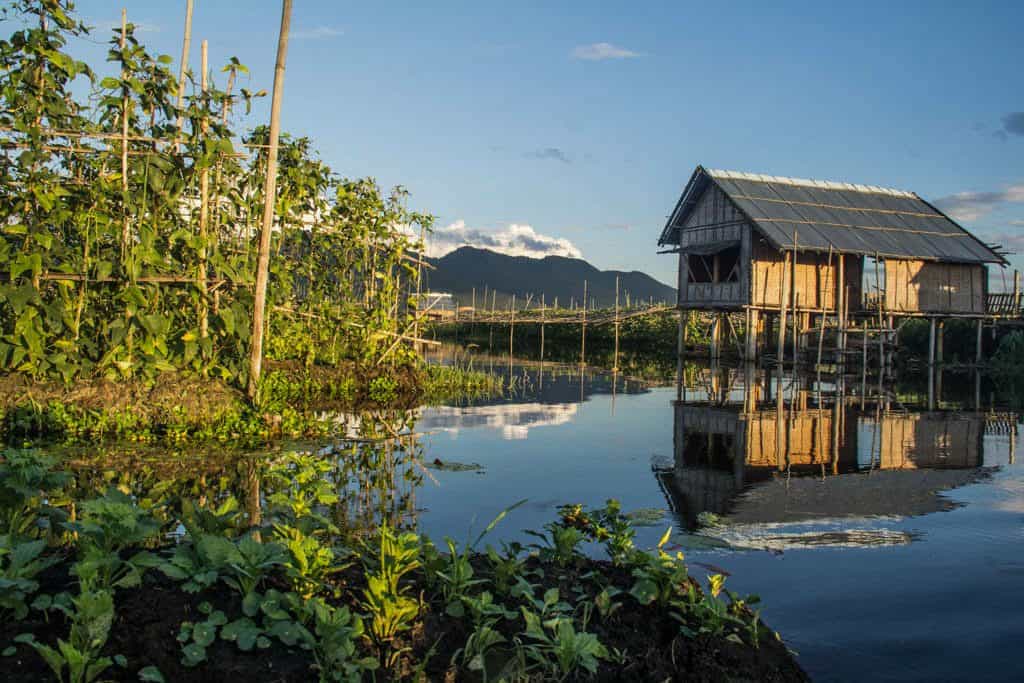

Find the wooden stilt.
xmin=778 ymin=251 xmax=791 ymax=365
xmin=836 ymin=255 xmax=846 ymax=363
xmin=936 ymin=320 xmax=945 ymax=366
xmin=928 ymin=317 xmax=936 ymax=410
xmin=976 ymin=318 xmax=983 ymax=364
xmin=676 ymin=308 xmax=685 ymax=401
xmin=745 ymin=308 xmax=759 ymax=360
xmin=861 ymin=321 xmax=868 ymax=401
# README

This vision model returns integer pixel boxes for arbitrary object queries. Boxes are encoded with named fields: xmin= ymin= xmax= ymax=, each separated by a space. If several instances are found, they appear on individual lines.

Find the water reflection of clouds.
xmin=417 ymin=402 xmax=578 ymax=440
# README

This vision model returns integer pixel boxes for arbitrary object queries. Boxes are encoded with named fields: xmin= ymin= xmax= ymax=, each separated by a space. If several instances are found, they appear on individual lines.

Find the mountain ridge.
xmin=423 ymin=246 xmax=675 ymax=309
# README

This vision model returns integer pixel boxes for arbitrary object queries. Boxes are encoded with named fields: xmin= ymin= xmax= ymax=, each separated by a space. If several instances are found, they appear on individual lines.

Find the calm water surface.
xmin=414 ymin=350 xmax=1024 ymax=682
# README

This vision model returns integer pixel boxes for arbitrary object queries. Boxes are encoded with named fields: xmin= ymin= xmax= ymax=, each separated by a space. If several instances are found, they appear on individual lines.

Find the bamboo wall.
xmin=877 ymin=413 xmax=982 ymax=468
xmin=745 ymin=411 xmax=840 ymax=468
xmin=884 ymin=260 xmax=985 ymax=314
xmin=750 ymin=241 xmax=862 ymax=311
xmin=679 ymin=181 xmax=745 ymax=230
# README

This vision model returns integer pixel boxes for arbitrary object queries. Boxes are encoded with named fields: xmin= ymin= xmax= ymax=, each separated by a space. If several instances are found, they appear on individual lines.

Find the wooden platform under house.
xmin=658 ymin=166 xmax=1010 ymax=368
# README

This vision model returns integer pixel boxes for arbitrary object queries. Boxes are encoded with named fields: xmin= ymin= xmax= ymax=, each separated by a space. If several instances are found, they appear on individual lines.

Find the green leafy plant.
xmin=177 ymin=601 xmax=230 ymax=667
xmin=0 ymin=534 xmax=59 ymax=619
xmin=65 ymin=490 xmax=161 ymax=590
xmin=361 ymin=525 xmax=421 ymax=669
xmin=520 ymin=607 xmax=609 ymax=680
xmin=27 ymin=589 xmax=117 ymax=683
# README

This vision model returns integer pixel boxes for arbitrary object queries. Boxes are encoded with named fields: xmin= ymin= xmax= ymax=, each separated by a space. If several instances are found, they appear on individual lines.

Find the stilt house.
xmin=658 ymin=167 xmax=1006 ymax=356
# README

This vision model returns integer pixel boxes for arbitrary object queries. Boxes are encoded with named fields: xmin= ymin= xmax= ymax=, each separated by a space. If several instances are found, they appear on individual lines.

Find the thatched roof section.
xmin=659 ymin=166 xmax=1006 ymax=264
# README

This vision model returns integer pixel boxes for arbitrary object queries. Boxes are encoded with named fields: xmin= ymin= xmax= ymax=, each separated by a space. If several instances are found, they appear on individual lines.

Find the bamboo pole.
xmin=247 ymin=0 xmax=292 ymax=401
xmin=174 ymin=0 xmax=195 ymax=148
xmin=413 ymin=222 xmax=425 ymax=347
xmin=1015 ymin=270 xmax=1021 ymax=313
xmin=815 ymin=245 xmax=833 ymax=383
xmin=976 ymin=318 xmax=984 ymax=364
xmin=509 ymin=294 xmax=515 ymax=358
xmin=119 ymin=10 xmax=135 ymax=368
xmin=198 ymin=40 xmax=210 ymax=342
xmin=837 ymin=254 xmax=846 ymax=362
xmin=580 ymin=279 xmax=587 ymax=365
xmin=790 ymin=233 xmax=798 ymax=363
xmin=861 ymin=321 xmax=868 ymax=402
xmin=613 ymin=275 xmax=620 ymax=372
xmin=540 ymin=293 xmax=546 ymax=360
xmin=777 ymin=251 xmax=791 ymax=365
xmin=119 ymin=10 xmax=130 ymax=262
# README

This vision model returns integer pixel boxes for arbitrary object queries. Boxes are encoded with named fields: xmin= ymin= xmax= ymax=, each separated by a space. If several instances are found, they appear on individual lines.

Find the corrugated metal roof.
xmin=659 ymin=166 xmax=1005 ymax=264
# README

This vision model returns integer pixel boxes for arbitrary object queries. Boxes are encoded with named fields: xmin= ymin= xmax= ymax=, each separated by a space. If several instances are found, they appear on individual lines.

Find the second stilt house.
xmin=658 ymin=166 xmax=1006 ymax=359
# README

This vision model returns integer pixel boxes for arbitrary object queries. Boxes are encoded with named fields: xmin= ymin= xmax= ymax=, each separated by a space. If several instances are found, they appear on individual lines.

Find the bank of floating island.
xmin=658 ymin=166 xmax=1009 ymax=362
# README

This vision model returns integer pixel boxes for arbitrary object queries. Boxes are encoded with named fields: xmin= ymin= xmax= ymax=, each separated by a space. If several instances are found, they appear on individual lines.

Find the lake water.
xmin=46 ymin=349 xmax=1024 ymax=681
xmin=412 ymin=350 xmax=1024 ymax=682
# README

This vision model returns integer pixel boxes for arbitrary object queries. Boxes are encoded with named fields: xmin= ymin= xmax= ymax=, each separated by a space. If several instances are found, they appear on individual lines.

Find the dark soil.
xmin=2 ymin=558 xmax=808 ymax=682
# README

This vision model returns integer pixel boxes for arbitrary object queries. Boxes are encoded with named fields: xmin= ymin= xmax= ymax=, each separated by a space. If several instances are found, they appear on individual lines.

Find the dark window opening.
xmin=687 ymin=245 xmax=741 ymax=283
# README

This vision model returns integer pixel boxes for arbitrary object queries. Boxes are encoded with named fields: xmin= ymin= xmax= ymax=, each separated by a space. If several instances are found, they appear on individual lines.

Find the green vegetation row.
xmin=0 ymin=1 xmax=429 ymax=392
xmin=0 ymin=448 xmax=799 ymax=682
xmin=0 ymin=363 xmax=504 ymax=447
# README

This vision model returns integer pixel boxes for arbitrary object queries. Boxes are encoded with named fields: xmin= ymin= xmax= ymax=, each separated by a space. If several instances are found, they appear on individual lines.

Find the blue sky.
xmin=56 ymin=1 xmax=1024 ymax=284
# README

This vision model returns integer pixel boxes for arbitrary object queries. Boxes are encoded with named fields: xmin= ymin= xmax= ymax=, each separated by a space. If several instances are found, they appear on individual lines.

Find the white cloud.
xmin=424 ymin=221 xmax=582 ymax=260
xmin=293 ymin=26 xmax=343 ymax=40
xmin=933 ymin=184 xmax=1024 ymax=223
xmin=571 ymin=42 xmax=641 ymax=61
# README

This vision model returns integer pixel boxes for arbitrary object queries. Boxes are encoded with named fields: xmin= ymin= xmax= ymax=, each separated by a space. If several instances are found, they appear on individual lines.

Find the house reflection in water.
xmin=656 ymin=366 xmax=1014 ymax=530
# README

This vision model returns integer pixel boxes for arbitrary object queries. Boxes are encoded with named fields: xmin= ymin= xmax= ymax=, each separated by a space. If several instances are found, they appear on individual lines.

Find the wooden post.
xmin=676 ymin=310 xmax=685 ymax=401
xmin=247 ymin=0 xmax=293 ymax=401
xmin=790 ymin=236 xmax=798 ymax=361
xmin=928 ymin=317 xmax=936 ymax=368
xmin=777 ymin=251 xmax=791 ymax=364
xmin=540 ymin=293 xmax=546 ymax=360
xmin=936 ymin=320 xmax=945 ymax=366
xmin=745 ymin=308 xmax=758 ymax=360
xmin=580 ymin=279 xmax=587 ymax=365
xmin=174 ymin=0 xmax=195 ymax=148
xmin=976 ymin=318 xmax=984 ymax=364
xmin=927 ymin=317 xmax=936 ymax=410
xmin=1015 ymin=270 xmax=1021 ymax=312
xmin=509 ymin=293 xmax=515 ymax=357
xmin=613 ymin=275 xmax=620 ymax=372
xmin=861 ymin=321 xmax=868 ymax=402
xmin=837 ymin=254 xmax=846 ymax=363
xmin=710 ymin=313 xmax=721 ymax=361
xmin=816 ymin=246 xmax=834 ymax=382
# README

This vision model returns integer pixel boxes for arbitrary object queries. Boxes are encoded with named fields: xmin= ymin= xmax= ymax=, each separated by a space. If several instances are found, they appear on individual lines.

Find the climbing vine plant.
xmin=0 ymin=1 xmax=432 ymax=387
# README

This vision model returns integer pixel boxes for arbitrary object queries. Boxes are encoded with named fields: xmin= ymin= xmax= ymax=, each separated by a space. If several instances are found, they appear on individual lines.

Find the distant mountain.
xmin=423 ymin=246 xmax=675 ymax=309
